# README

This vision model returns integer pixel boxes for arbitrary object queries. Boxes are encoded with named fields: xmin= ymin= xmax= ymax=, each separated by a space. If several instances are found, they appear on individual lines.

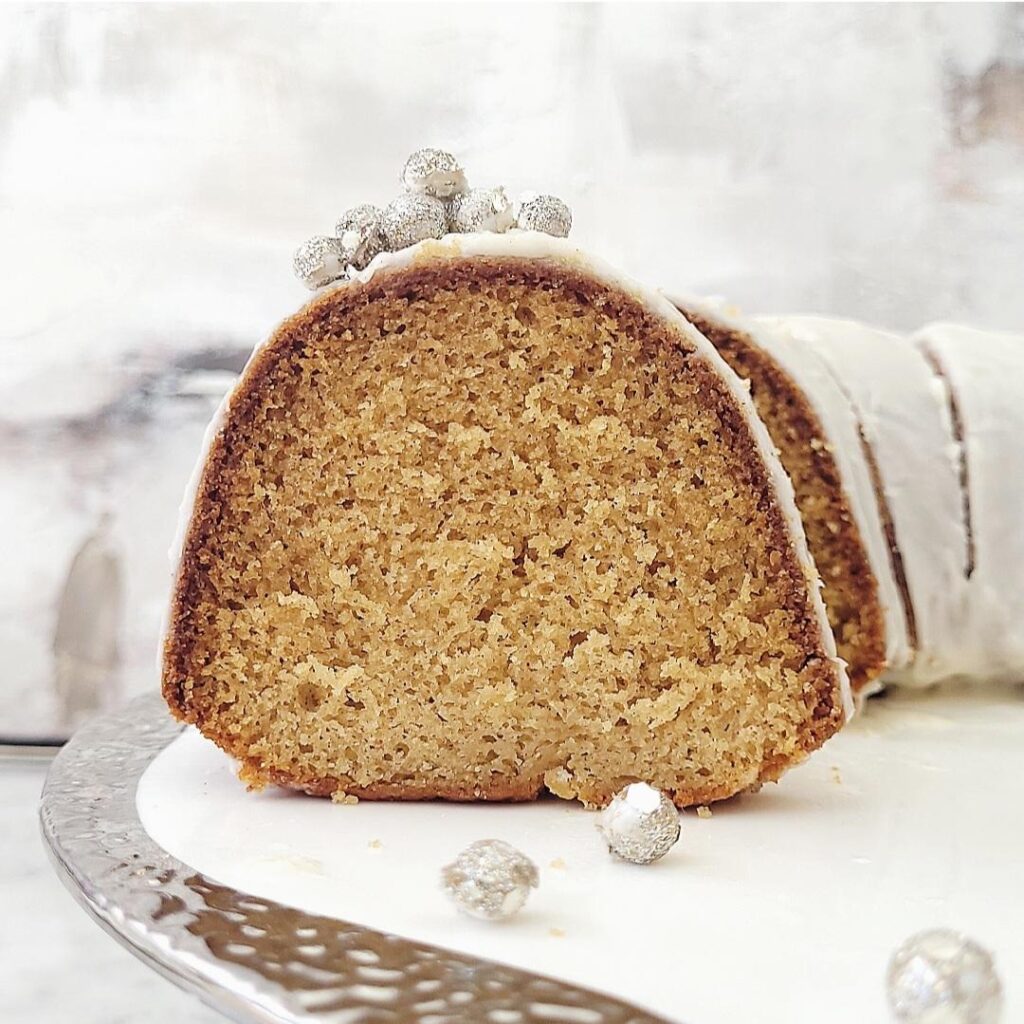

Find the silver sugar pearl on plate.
xmin=449 ymin=186 xmax=515 ymax=234
xmin=441 ymin=840 xmax=539 ymax=920
xmin=401 ymin=148 xmax=468 ymax=199
xmin=292 ymin=235 xmax=349 ymax=290
xmin=597 ymin=782 xmax=680 ymax=864
xmin=887 ymin=929 xmax=1003 ymax=1024
xmin=335 ymin=203 xmax=385 ymax=271
xmin=380 ymin=193 xmax=449 ymax=252
xmin=515 ymin=192 xmax=572 ymax=237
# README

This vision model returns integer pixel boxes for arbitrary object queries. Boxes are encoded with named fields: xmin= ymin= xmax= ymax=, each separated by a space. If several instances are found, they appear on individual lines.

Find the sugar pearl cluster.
xmin=292 ymin=147 xmax=573 ymax=289
xmin=440 ymin=782 xmax=682 ymax=924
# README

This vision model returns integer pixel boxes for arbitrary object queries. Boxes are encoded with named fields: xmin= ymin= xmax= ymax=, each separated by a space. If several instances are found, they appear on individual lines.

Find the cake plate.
xmin=42 ymin=688 xmax=1024 ymax=1023
xmin=39 ymin=694 xmax=668 ymax=1024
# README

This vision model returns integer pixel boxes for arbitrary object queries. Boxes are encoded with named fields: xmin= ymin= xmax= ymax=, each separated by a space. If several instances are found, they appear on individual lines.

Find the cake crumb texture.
xmin=163 ymin=258 xmax=842 ymax=807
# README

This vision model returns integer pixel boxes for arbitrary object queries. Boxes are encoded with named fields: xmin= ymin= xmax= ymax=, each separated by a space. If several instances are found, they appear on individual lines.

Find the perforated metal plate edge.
xmin=40 ymin=694 xmax=673 ymax=1024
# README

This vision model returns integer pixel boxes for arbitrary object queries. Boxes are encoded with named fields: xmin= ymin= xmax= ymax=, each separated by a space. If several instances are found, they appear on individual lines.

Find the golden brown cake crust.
xmin=678 ymin=307 xmax=887 ymax=694
xmin=163 ymin=255 xmax=844 ymax=807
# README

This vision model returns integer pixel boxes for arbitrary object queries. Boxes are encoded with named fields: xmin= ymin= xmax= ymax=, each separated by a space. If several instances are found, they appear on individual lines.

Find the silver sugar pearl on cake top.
xmin=887 ymin=929 xmax=1003 ymax=1024
xmin=380 ymin=193 xmax=449 ymax=252
xmin=335 ymin=203 xmax=385 ymax=271
xmin=515 ymin=192 xmax=573 ymax=238
xmin=292 ymin=235 xmax=349 ymax=290
xmin=441 ymin=840 xmax=539 ymax=920
xmin=596 ymin=782 xmax=681 ymax=865
xmin=449 ymin=186 xmax=515 ymax=234
xmin=401 ymin=148 xmax=468 ymax=200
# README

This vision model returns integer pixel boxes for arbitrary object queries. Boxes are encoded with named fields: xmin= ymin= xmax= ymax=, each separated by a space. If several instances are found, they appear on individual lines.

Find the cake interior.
xmin=166 ymin=261 xmax=840 ymax=807
xmin=680 ymin=310 xmax=886 ymax=693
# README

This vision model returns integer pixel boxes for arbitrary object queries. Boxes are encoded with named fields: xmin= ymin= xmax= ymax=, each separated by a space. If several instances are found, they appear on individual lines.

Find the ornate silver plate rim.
xmin=39 ymin=693 xmax=673 ymax=1024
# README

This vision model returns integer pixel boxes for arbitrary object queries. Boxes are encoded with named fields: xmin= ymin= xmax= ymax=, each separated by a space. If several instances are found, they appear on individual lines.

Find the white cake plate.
xmin=41 ymin=695 xmax=667 ymax=1024
xmin=43 ymin=689 xmax=1023 ymax=1023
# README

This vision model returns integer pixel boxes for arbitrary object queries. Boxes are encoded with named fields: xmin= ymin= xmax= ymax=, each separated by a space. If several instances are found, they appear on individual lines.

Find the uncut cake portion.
xmin=913 ymin=323 xmax=1024 ymax=684
xmin=163 ymin=233 xmax=850 ymax=808
xmin=669 ymin=297 xmax=898 ymax=694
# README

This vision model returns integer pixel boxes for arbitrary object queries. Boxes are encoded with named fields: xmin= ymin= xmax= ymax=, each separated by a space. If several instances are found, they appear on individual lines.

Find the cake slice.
xmin=163 ymin=234 xmax=850 ymax=807
xmin=669 ymin=297 xmax=898 ymax=694
xmin=913 ymin=323 xmax=1024 ymax=683
xmin=756 ymin=316 xmax=968 ymax=687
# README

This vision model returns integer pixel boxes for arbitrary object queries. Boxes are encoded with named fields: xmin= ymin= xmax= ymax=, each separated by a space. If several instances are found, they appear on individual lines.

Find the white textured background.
xmin=0 ymin=4 xmax=1022 ymax=1018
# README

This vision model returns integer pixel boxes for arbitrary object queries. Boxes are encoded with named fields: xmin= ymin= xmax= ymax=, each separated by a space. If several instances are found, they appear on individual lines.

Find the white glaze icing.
xmin=755 ymin=316 xmax=967 ymax=687
xmin=162 ymin=231 xmax=852 ymax=722
xmin=913 ymin=323 xmax=1024 ymax=684
xmin=666 ymin=295 xmax=911 ymax=680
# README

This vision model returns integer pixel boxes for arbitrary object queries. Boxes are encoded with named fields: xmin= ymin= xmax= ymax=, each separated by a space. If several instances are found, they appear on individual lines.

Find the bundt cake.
xmin=755 ymin=316 xmax=967 ymax=687
xmin=913 ymin=323 xmax=1024 ymax=683
xmin=161 ymin=232 xmax=851 ymax=808
xmin=669 ymin=297 xmax=894 ymax=693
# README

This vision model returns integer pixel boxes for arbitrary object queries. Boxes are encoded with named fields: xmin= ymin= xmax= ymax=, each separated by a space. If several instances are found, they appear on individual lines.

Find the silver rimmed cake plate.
xmin=41 ymin=689 xmax=1024 ymax=1023
xmin=39 ymin=694 xmax=668 ymax=1024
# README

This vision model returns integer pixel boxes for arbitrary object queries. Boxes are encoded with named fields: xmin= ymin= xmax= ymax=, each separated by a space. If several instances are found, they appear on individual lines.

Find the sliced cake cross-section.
xmin=163 ymin=234 xmax=850 ymax=807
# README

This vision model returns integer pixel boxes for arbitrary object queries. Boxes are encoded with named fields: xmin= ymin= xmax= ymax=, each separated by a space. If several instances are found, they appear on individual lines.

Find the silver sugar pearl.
xmin=597 ymin=782 xmax=680 ymax=864
xmin=441 ymin=840 xmax=539 ymax=921
xmin=515 ymin=192 xmax=572 ymax=237
xmin=449 ymin=186 xmax=515 ymax=234
xmin=887 ymin=929 xmax=1003 ymax=1024
xmin=380 ymin=193 xmax=449 ymax=252
xmin=292 ymin=235 xmax=348 ymax=290
xmin=401 ymin=148 xmax=468 ymax=200
xmin=335 ymin=203 xmax=385 ymax=271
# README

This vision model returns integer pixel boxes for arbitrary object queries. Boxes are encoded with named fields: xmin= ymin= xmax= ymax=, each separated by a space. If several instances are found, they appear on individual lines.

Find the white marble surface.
xmin=0 ymin=756 xmax=223 ymax=1023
